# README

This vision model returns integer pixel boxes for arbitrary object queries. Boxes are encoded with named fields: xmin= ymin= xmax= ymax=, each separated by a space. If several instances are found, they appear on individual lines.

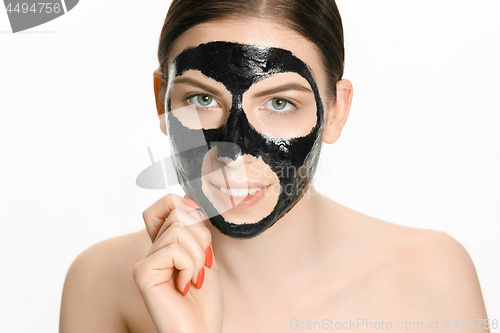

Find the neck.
xmin=208 ymin=186 xmax=327 ymax=296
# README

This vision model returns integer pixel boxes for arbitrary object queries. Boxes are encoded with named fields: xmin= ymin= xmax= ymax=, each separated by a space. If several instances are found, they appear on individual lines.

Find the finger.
xmin=153 ymin=208 xmax=212 ymax=257
xmin=154 ymin=208 xmax=205 ymax=241
xmin=183 ymin=194 xmax=201 ymax=209
xmin=148 ymin=220 xmax=207 ymax=287
xmin=149 ymin=209 xmax=212 ymax=280
xmin=195 ymin=210 xmax=214 ymax=269
xmin=142 ymin=193 xmax=199 ymax=242
xmin=183 ymin=195 xmax=206 ymax=222
xmin=133 ymin=242 xmax=195 ymax=296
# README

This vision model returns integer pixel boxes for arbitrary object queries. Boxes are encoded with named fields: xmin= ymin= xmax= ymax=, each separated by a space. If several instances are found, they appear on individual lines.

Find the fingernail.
xmin=182 ymin=281 xmax=191 ymax=296
xmin=183 ymin=196 xmax=201 ymax=209
xmin=205 ymin=247 xmax=213 ymax=268
xmin=196 ymin=268 xmax=205 ymax=289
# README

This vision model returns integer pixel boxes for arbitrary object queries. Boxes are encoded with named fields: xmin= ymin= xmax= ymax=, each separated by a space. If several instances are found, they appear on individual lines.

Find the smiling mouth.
xmin=210 ymin=182 xmax=271 ymax=210
xmin=218 ymin=186 xmax=264 ymax=196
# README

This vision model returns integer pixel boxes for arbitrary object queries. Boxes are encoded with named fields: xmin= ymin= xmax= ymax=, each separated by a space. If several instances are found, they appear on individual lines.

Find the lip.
xmin=209 ymin=182 xmax=271 ymax=211
xmin=209 ymin=179 xmax=271 ymax=189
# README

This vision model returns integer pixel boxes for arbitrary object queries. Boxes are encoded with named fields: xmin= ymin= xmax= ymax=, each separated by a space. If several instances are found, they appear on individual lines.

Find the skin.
xmin=168 ymin=41 xmax=327 ymax=234
xmin=59 ymin=18 xmax=489 ymax=333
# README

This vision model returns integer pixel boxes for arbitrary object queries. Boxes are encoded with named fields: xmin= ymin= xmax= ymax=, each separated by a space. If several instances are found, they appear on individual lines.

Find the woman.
xmin=60 ymin=0 xmax=489 ymax=332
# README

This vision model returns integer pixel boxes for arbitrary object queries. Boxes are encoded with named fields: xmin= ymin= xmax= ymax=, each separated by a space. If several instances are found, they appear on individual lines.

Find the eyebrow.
xmin=251 ymin=83 xmax=313 ymax=98
xmin=173 ymin=77 xmax=220 ymax=96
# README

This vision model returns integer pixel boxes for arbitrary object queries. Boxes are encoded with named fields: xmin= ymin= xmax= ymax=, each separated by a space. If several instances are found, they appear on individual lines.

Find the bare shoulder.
xmin=63 ymin=228 xmax=150 ymax=288
xmin=60 ymin=228 xmax=155 ymax=332
xmin=396 ymin=226 xmax=488 ymax=320
xmin=321 ymin=199 xmax=488 ymax=329
xmin=69 ymin=228 xmax=150 ymax=268
xmin=367 ymin=214 xmax=486 ymax=325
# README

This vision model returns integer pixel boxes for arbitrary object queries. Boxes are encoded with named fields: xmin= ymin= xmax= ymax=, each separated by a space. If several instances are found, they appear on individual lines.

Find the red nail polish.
xmin=205 ymin=247 xmax=213 ymax=268
xmin=183 ymin=196 xmax=201 ymax=209
xmin=182 ymin=281 xmax=191 ymax=296
xmin=196 ymin=268 xmax=205 ymax=289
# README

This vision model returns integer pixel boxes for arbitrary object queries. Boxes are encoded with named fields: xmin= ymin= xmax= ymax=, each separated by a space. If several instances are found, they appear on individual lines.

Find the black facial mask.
xmin=166 ymin=41 xmax=324 ymax=239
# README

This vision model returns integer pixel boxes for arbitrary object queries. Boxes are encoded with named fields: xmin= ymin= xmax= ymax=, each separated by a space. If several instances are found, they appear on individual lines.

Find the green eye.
xmin=187 ymin=94 xmax=218 ymax=108
xmin=197 ymin=94 xmax=213 ymax=106
xmin=272 ymin=98 xmax=287 ymax=110
xmin=266 ymin=98 xmax=294 ymax=112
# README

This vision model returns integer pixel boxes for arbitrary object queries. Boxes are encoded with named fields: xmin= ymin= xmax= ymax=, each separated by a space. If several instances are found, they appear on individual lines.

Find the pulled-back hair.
xmin=157 ymin=0 xmax=344 ymax=107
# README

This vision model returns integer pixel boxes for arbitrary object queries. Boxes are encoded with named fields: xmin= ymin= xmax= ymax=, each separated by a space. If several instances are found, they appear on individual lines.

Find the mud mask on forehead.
xmin=165 ymin=41 xmax=324 ymax=239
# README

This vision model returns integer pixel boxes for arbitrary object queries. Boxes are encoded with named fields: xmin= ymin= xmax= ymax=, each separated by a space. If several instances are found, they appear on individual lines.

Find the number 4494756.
xmin=6 ymin=3 xmax=62 ymax=14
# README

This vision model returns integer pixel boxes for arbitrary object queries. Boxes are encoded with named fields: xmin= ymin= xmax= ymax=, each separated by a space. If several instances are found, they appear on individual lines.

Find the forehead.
xmin=168 ymin=19 xmax=326 ymax=88
xmin=172 ymin=42 xmax=316 ymax=94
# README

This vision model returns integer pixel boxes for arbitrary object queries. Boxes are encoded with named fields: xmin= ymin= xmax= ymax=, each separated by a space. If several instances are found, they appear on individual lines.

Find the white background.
xmin=1 ymin=0 xmax=499 ymax=331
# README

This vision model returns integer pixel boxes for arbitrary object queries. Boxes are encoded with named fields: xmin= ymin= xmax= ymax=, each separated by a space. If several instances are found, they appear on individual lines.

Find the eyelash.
xmin=184 ymin=93 xmax=221 ymax=108
xmin=183 ymin=93 xmax=298 ymax=113
xmin=264 ymin=97 xmax=297 ymax=113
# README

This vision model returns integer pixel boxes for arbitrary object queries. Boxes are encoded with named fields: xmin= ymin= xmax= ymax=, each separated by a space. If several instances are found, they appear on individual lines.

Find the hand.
xmin=133 ymin=194 xmax=224 ymax=333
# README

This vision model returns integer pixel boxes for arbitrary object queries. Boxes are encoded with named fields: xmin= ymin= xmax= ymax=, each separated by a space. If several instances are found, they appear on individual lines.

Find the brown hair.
xmin=157 ymin=0 xmax=344 ymax=107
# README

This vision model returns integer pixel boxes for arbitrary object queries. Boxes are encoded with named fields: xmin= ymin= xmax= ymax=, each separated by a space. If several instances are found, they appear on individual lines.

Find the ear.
xmin=322 ymin=79 xmax=353 ymax=144
xmin=153 ymin=68 xmax=168 ymax=136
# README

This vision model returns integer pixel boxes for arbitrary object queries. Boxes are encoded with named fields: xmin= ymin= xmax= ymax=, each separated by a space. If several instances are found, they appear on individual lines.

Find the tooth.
xmin=248 ymin=188 xmax=260 ymax=195
xmin=219 ymin=186 xmax=266 ymax=197
xmin=230 ymin=188 xmax=243 ymax=196
xmin=224 ymin=188 xmax=249 ymax=197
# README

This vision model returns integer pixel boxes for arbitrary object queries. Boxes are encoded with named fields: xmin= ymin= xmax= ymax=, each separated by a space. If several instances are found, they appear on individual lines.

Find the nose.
xmin=214 ymin=143 xmax=243 ymax=169
xmin=213 ymin=147 xmax=258 ymax=170
xmin=216 ymin=153 xmax=244 ymax=169
xmin=216 ymin=141 xmax=241 ymax=161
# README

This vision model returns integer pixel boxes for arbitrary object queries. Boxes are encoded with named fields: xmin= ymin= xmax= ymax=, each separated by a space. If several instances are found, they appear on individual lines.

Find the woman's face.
xmin=164 ymin=18 xmax=332 ymax=238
